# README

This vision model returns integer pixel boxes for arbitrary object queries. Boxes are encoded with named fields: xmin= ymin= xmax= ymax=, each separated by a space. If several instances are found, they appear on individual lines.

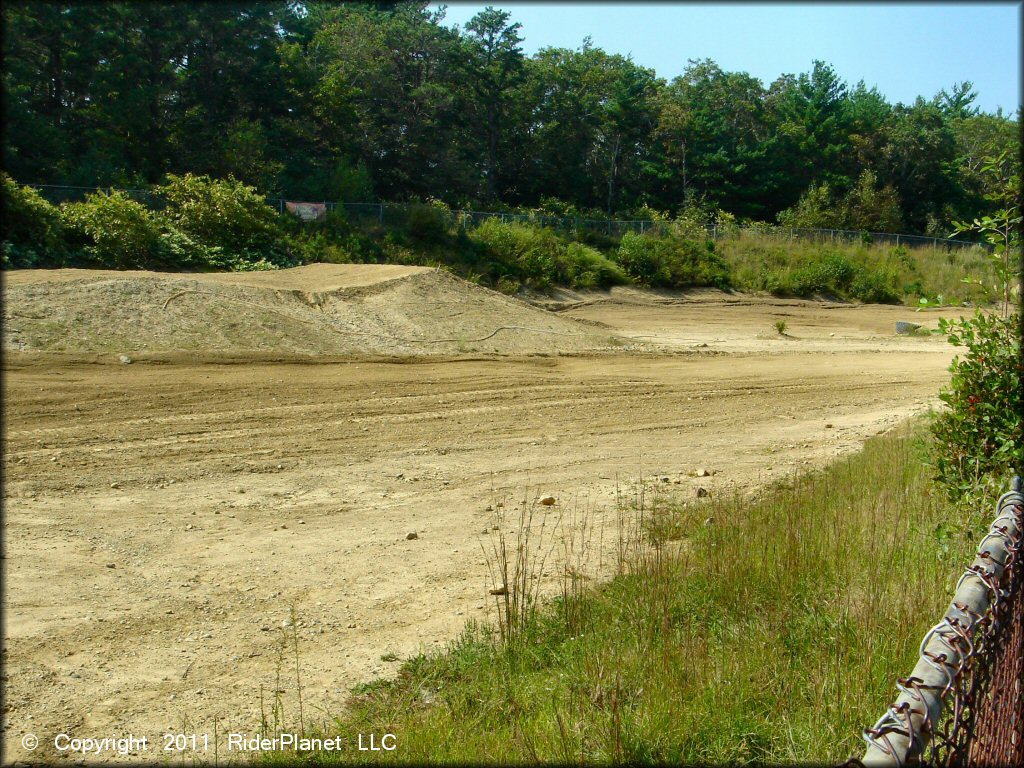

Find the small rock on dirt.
xmin=105 ymin=563 xmax=116 ymax=569
xmin=895 ymin=321 xmax=922 ymax=336
xmin=696 ymin=487 xmax=709 ymax=498
xmin=540 ymin=496 xmax=556 ymax=506
xmin=696 ymin=468 xmax=712 ymax=477
xmin=118 ymin=354 xmax=133 ymax=364
xmin=406 ymin=531 xmax=419 ymax=540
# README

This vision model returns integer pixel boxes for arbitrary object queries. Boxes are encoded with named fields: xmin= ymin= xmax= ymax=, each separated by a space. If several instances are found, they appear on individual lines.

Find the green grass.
xmin=275 ymin=422 xmax=986 ymax=765
xmin=718 ymin=233 xmax=996 ymax=306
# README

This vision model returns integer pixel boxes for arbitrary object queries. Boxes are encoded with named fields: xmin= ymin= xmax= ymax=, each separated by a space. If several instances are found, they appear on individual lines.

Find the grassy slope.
xmin=271 ymin=423 xmax=986 ymax=765
xmin=718 ymin=234 xmax=996 ymax=306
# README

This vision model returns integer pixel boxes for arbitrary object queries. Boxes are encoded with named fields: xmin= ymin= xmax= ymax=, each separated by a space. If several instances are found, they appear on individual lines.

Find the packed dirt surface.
xmin=2 ymin=265 xmax=962 ymax=763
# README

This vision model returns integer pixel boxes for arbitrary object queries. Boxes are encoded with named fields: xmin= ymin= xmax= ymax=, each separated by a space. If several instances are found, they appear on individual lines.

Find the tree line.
xmin=3 ymin=1 xmax=1019 ymax=235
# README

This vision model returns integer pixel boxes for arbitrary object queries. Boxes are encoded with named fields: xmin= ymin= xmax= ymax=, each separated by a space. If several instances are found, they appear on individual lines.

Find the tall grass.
xmin=718 ymin=233 xmax=996 ymax=305
xmin=314 ymin=423 xmax=986 ymax=764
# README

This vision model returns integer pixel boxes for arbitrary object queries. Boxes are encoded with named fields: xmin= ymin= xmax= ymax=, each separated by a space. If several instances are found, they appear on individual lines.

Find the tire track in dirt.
xmin=2 ymin=280 xmax=960 ymax=764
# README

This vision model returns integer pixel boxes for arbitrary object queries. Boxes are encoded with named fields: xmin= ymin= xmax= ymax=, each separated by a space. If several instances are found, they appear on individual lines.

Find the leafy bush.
xmin=849 ymin=267 xmax=900 ymax=303
xmin=406 ymin=200 xmax=453 ymax=245
xmin=1 ymin=174 xmax=65 ymax=267
xmin=470 ymin=219 xmax=564 ymax=289
xmin=158 ymin=173 xmax=288 ymax=265
xmin=786 ymin=252 xmax=857 ymax=295
xmin=614 ymin=231 xmax=731 ymax=289
xmin=157 ymin=226 xmax=224 ymax=268
xmin=61 ymin=190 xmax=163 ymax=269
xmin=561 ymin=242 xmax=627 ymax=289
xmin=931 ymin=312 xmax=1023 ymax=500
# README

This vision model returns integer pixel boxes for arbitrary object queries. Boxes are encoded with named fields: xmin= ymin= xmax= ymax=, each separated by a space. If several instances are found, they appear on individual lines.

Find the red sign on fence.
xmin=285 ymin=201 xmax=327 ymax=222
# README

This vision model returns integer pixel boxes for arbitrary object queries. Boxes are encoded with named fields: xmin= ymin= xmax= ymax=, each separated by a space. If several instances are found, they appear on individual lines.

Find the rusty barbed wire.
xmin=858 ymin=477 xmax=1023 ymax=767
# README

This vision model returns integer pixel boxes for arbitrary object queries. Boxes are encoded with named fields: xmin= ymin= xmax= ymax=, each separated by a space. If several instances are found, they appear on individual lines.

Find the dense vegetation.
xmin=3 ymin=1 xmax=1019 ymax=237
xmin=0 ymin=172 xmax=999 ymax=304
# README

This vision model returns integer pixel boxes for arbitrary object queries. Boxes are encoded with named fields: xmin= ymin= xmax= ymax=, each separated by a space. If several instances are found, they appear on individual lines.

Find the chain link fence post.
xmin=858 ymin=478 xmax=1024 ymax=767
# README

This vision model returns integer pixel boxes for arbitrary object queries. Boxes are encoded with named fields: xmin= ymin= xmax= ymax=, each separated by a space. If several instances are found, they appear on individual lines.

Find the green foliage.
xmin=615 ymin=230 xmax=731 ymax=289
xmin=844 ymin=170 xmax=903 ymax=232
xmin=156 ymin=226 xmax=224 ymax=269
xmin=0 ymin=174 xmax=65 ymax=267
xmin=950 ymin=150 xmax=1022 ymax=316
xmin=777 ymin=183 xmax=843 ymax=229
xmin=931 ymin=312 xmax=1023 ymax=500
xmin=469 ymin=219 xmax=563 ymax=289
xmin=777 ymin=170 xmax=902 ymax=233
xmin=787 ymin=252 xmax=857 ymax=295
xmin=849 ymin=267 xmax=900 ymax=303
xmin=3 ymin=3 xmax=1017 ymax=235
xmin=61 ymin=190 xmax=162 ymax=269
xmin=406 ymin=200 xmax=453 ymax=245
xmin=562 ymin=242 xmax=628 ymax=289
xmin=722 ymin=238 xmax=970 ymax=304
xmin=158 ymin=173 xmax=288 ymax=266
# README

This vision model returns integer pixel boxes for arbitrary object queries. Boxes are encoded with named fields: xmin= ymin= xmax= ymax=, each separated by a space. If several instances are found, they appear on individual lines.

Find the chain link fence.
xmin=852 ymin=477 xmax=1024 ymax=767
xmin=29 ymin=184 xmax=988 ymax=253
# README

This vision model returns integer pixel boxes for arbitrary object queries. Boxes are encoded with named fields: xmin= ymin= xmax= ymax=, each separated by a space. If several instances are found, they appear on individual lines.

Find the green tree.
xmin=769 ymin=61 xmax=854 ymax=201
xmin=461 ymin=7 xmax=526 ymax=201
xmin=880 ymin=99 xmax=964 ymax=232
xmin=657 ymin=59 xmax=776 ymax=219
xmin=842 ymin=170 xmax=903 ymax=232
xmin=519 ymin=41 xmax=616 ymax=209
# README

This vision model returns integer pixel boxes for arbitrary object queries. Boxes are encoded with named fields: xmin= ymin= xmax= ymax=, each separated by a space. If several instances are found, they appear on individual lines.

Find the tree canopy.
xmin=3 ymin=1 xmax=1018 ymax=233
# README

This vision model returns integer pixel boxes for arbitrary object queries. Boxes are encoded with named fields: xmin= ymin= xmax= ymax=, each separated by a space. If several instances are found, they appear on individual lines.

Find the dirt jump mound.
xmin=2 ymin=263 xmax=614 ymax=357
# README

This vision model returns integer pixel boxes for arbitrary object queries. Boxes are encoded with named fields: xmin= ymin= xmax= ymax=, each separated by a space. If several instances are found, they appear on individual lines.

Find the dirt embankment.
xmin=2 ymin=264 xmax=615 ymax=357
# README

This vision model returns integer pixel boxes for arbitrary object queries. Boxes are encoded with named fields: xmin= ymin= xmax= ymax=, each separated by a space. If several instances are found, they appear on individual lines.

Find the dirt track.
xmin=2 ymin=266 xmax=961 ymax=763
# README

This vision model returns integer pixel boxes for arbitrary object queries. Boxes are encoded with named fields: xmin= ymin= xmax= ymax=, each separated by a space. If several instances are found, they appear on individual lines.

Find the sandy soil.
xmin=2 ymin=264 xmax=613 ymax=356
xmin=1 ymin=265 xmax=959 ymax=763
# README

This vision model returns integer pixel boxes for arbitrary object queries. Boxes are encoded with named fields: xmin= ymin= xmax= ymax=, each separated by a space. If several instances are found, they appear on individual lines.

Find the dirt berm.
xmin=2 ymin=263 xmax=615 ymax=356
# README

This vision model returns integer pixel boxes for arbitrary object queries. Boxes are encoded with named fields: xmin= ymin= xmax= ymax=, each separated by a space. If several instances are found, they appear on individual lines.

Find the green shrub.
xmin=470 ymin=219 xmax=565 ymax=289
xmin=786 ymin=252 xmax=856 ymax=296
xmin=61 ymin=190 xmax=163 ymax=269
xmin=849 ymin=267 xmax=900 ymax=303
xmin=289 ymin=230 xmax=356 ymax=265
xmin=406 ymin=200 xmax=453 ymax=245
xmin=561 ymin=242 xmax=627 ymax=289
xmin=931 ymin=311 xmax=1023 ymax=500
xmin=1 ymin=174 xmax=66 ymax=267
xmin=158 ymin=173 xmax=287 ymax=265
xmin=156 ymin=226 xmax=224 ymax=268
xmin=615 ymin=231 xmax=730 ymax=290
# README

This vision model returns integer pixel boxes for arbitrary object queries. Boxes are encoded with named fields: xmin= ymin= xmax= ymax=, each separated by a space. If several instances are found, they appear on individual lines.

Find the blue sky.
xmin=433 ymin=2 xmax=1021 ymax=115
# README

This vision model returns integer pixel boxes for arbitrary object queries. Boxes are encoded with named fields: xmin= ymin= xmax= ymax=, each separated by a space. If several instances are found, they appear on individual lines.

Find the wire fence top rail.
xmin=854 ymin=477 xmax=1024 ymax=768
xmin=28 ymin=183 xmax=989 ymax=251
